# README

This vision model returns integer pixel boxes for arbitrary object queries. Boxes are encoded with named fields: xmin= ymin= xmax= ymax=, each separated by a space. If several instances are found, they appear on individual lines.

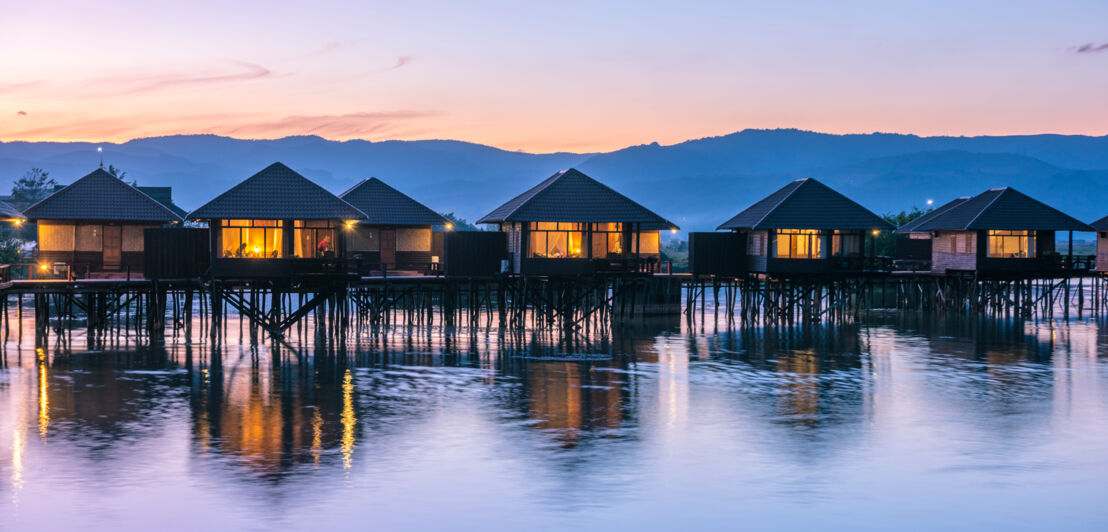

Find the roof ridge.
xmin=558 ymin=169 xmax=675 ymax=228
xmin=498 ymin=170 xmax=566 ymax=219
xmin=339 ymin=176 xmax=446 ymax=225
xmin=338 ymin=177 xmax=372 ymax=198
xmin=750 ymin=178 xmax=806 ymax=229
xmin=188 ymin=162 xmax=366 ymax=220
xmin=20 ymin=168 xmax=102 ymax=215
xmin=24 ymin=168 xmax=181 ymax=221
xmin=963 ymin=188 xmax=1008 ymax=230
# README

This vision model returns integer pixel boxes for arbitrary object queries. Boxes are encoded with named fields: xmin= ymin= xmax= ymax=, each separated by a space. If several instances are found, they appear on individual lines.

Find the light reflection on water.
xmin=0 ymin=310 xmax=1106 ymax=530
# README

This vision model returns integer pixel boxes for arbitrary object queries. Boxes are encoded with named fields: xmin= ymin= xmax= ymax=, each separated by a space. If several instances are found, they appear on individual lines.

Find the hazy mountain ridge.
xmin=2 ymin=129 xmax=1106 ymax=232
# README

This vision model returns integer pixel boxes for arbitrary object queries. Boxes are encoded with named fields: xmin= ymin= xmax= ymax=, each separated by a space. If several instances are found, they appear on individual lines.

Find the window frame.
xmin=220 ymin=219 xmax=284 ymax=259
xmin=775 ymin=229 xmax=823 ymax=259
xmin=987 ymin=230 xmax=1035 ymax=259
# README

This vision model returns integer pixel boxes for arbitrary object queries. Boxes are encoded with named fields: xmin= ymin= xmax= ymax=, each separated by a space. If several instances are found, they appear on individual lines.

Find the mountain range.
xmin=2 ymin=128 xmax=1107 ymax=233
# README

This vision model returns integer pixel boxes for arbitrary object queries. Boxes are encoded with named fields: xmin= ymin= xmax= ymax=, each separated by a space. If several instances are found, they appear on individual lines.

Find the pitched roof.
xmin=1090 ymin=215 xmax=1108 ymax=231
xmin=188 ymin=162 xmax=366 ymax=220
xmin=136 ymin=186 xmax=188 ymax=218
xmin=907 ymin=187 xmax=1091 ymax=232
xmin=894 ymin=197 xmax=970 ymax=234
xmin=339 ymin=177 xmax=447 ymax=226
xmin=476 ymin=168 xmax=678 ymax=229
xmin=717 ymin=178 xmax=893 ymax=231
xmin=0 ymin=199 xmax=25 ymax=220
xmin=23 ymin=168 xmax=182 ymax=222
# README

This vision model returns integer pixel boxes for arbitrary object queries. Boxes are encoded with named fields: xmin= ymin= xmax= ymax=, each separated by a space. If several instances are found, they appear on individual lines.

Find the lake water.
xmin=1 ymin=310 xmax=1106 ymax=531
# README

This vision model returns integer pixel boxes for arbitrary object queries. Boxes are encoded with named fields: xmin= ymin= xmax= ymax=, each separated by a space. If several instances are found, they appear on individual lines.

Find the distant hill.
xmin=2 ymin=129 xmax=1107 ymax=233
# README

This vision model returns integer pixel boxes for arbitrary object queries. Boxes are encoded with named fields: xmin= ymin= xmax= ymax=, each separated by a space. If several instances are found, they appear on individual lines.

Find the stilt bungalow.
xmin=187 ymin=162 xmax=366 ymax=278
xmin=716 ymin=178 xmax=893 ymax=275
xmin=476 ymin=168 xmax=678 ymax=275
xmin=22 ymin=168 xmax=182 ymax=275
xmin=338 ymin=177 xmax=447 ymax=273
xmin=897 ymin=187 xmax=1091 ymax=276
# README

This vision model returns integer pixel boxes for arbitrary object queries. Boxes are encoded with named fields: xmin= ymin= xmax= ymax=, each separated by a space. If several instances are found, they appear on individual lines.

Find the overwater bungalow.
xmin=22 ymin=168 xmax=182 ymax=274
xmin=339 ymin=177 xmax=447 ymax=273
xmin=895 ymin=187 xmax=1091 ymax=276
xmin=188 ymin=162 xmax=366 ymax=278
xmin=716 ymin=178 xmax=893 ymax=275
xmin=476 ymin=168 xmax=678 ymax=275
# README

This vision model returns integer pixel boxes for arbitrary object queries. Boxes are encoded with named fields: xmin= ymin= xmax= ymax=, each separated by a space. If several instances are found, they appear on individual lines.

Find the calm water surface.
xmin=1 ymin=310 xmax=1106 ymax=530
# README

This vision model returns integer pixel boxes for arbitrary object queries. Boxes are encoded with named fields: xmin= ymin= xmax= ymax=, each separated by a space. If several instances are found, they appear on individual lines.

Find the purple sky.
xmin=2 ymin=0 xmax=1107 ymax=152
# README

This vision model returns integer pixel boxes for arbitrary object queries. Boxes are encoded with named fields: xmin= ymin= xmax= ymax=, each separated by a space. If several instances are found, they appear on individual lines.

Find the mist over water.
xmin=1 ymin=307 xmax=1106 ymax=531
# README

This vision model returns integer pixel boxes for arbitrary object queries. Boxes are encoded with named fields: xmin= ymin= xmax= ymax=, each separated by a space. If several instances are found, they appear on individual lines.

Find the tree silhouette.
xmin=10 ymin=168 xmax=57 ymax=209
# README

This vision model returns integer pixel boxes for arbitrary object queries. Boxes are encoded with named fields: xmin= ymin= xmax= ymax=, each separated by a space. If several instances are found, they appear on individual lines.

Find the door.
xmin=103 ymin=225 xmax=122 ymax=270
xmin=381 ymin=229 xmax=397 ymax=268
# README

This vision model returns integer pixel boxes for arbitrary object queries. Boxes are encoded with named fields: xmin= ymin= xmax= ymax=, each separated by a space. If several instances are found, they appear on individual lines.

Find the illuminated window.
xmin=589 ymin=223 xmax=624 ymax=258
xmin=775 ymin=229 xmax=822 ymax=259
xmin=220 ymin=219 xmax=283 ymax=258
xmin=631 ymin=231 xmax=660 ymax=255
xmin=295 ymin=220 xmax=338 ymax=258
xmin=528 ymin=222 xmax=584 ymax=258
xmin=987 ymin=230 xmax=1034 ymax=258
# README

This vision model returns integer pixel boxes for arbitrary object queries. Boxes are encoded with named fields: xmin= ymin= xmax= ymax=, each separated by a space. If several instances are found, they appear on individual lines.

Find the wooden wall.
xmin=144 ymin=228 xmax=210 ymax=279
xmin=445 ymin=231 xmax=507 ymax=277
xmin=931 ymin=230 xmax=977 ymax=274
xmin=688 ymin=232 xmax=745 ymax=276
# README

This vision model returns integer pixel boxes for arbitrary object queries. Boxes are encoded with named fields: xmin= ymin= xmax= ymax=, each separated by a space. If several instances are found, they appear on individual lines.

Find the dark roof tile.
xmin=910 ymin=187 xmax=1091 ymax=232
xmin=895 ymin=197 xmax=970 ymax=233
xmin=23 ymin=168 xmax=181 ymax=222
xmin=188 ymin=162 xmax=365 ymax=220
xmin=339 ymin=177 xmax=446 ymax=226
xmin=717 ymin=178 xmax=892 ymax=231
xmin=476 ymin=168 xmax=677 ymax=229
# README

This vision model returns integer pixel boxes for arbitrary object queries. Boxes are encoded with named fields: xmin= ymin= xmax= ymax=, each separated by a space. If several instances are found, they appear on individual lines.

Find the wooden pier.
xmin=2 ymin=267 xmax=1106 ymax=353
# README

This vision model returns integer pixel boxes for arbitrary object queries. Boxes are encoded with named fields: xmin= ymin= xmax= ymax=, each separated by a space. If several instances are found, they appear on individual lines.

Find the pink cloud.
xmin=214 ymin=111 xmax=437 ymax=138
xmin=1073 ymin=42 xmax=1108 ymax=53
xmin=386 ymin=56 xmax=414 ymax=71
xmin=0 ymin=62 xmax=273 ymax=99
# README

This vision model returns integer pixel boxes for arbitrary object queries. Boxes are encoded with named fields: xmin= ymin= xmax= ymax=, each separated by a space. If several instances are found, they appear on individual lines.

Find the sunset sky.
xmin=3 ymin=0 xmax=1106 ymax=152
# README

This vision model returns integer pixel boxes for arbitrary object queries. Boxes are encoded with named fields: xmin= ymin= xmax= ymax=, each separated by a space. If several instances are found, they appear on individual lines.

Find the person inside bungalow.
xmin=896 ymin=187 xmax=1092 ymax=275
xmin=476 ymin=168 xmax=678 ymax=275
xmin=716 ymin=178 xmax=893 ymax=274
xmin=187 ymin=162 xmax=366 ymax=277
xmin=21 ymin=168 xmax=182 ymax=275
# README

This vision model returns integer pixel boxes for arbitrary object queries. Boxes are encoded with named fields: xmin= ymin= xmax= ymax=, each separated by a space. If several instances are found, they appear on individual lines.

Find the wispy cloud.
xmin=0 ymin=110 xmax=438 ymax=142
xmin=386 ymin=56 xmax=414 ymax=71
xmin=215 ymin=111 xmax=437 ymax=138
xmin=16 ymin=110 xmax=27 ymax=116
xmin=1073 ymin=42 xmax=1108 ymax=53
xmin=101 ymin=61 xmax=272 ymax=95
xmin=0 ymin=62 xmax=273 ymax=99
xmin=0 ymin=80 xmax=45 ymax=95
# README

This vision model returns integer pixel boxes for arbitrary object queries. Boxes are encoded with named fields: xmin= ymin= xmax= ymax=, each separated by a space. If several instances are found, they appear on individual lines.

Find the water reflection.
xmin=0 ymin=309 xmax=1106 ymax=529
